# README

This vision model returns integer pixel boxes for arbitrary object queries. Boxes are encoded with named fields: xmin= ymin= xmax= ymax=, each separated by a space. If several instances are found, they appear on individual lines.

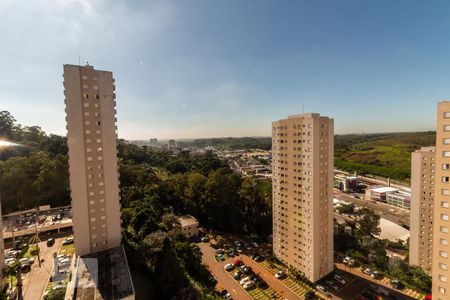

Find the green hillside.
xmin=335 ymin=131 xmax=436 ymax=181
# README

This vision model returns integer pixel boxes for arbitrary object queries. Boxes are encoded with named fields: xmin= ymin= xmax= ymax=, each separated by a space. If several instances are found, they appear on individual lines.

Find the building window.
xmin=441 ymin=239 xmax=449 ymax=246
xmin=442 ymin=214 xmax=449 ymax=221
xmin=440 ymin=275 xmax=448 ymax=283
xmin=443 ymin=177 xmax=450 ymax=183
xmin=82 ymin=75 xmax=88 ymax=80
xmin=445 ymin=112 xmax=450 ymax=119
xmin=440 ymin=250 xmax=448 ymax=258
xmin=441 ymin=226 xmax=449 ymax=233
xmin=439 ymin=286 xmax=446 ymax=294
xmin=443 ymin=201 xmax=450 ymax=208
xmin=440 ymin=263 xmax=448 ymax=270
xmin=444 ymin=164 xmax=450 ymax=170
xmin=443 ymin=189 xmax=450 ymax=196
xmin=444 ymin=152 xmax=450 ymax=158
xmin=83 ymin=84 xmax=88 ymax=89
xmin=444 ymin=139 xmax=450 ymax=145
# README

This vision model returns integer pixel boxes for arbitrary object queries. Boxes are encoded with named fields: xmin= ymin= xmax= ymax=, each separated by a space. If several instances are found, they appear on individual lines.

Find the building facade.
xmin=272 ymin=113 xmax=334 ymax=282
xmin=433 ymin=101 xmax=450 ymax=298
xmin=410 ymin=146 xmax=435 ymax=274
xmin=64 ymin=64 xmax=121 ymax=256
xmin=178 ymin=215 xmax=200 ymax=238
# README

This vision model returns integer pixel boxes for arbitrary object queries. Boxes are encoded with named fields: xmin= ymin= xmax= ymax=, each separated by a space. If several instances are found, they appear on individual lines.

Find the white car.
xmin=333 ymin=274 xmax=346 ymax=285
xmin=240 ymin=276 xmax=250 ymax=286
xmin=19 ymin=258 xmax=35 ymax=265
xmin=363 ymin=268 xmax=373 ymax=275
xmin=316 ymin=285 xmax=330 ymax=296
xmin=275 ymin=270 xmax=286 ymax=279
xmin=243 ymin=281 xmax=254 ymax=290
xmin=224 ymin=263 xmax=234 ymax=271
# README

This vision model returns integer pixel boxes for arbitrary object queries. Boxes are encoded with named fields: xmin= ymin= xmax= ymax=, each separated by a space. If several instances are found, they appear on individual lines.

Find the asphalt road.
xmin=20 ymin=236 xmax=65 ymax=300
xmin=334 ymin=190 xmax=410 ymax=227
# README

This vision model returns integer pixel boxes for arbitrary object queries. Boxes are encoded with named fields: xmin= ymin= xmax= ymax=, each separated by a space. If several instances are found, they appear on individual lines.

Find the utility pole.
xmin=16 ymin=263 xmax=23 ymax=300
xmin=33 ymin=209 xmax=41 ymax=267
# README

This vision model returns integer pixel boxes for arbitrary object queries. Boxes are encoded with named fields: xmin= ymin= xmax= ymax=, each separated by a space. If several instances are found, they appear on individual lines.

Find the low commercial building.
xmin=385 ymin=191 xmax=411 ymax=209
xmin=334 ymin=174 xmax=359 ymax=192
xmin=178 ymin=215 xmax=199 ymax=238
xmin=365 ymin=186 xmax=399 ymax=202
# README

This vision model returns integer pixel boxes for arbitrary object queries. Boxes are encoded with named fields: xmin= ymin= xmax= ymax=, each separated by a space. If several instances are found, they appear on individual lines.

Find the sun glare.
xmin=0 ymin=140 xmax=18 ymax=147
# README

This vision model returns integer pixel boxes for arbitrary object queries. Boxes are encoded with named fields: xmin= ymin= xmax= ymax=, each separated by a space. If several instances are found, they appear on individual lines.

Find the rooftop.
xmin=72 ymin=246 xmax=134 ymax=300
xmin=371 ymin=187 xmax=398 ymax=193
xmin=178 ymin=215 xmax=199 ymax=228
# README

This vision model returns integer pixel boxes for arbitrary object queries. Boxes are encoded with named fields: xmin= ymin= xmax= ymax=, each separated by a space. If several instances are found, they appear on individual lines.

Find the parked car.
xmin=216 ymin=249 xmax=225 ymax=255
xmin=19 ymin=257 xmax=34 ymax=265
xmin=233 ymin=271 xmax=243 ymax=279
xmin=234 ymin=259 xmax=243 ymax=266
xmin=20 ymin=262 xmax=31 ymax=272
xmin=343 ymin=256 xmax=351 ymax=264
xmin=200 ymin=236 xmax=209 ymax=242
xmin=254 ymin=255 xmax=264 ymax=262
xmin=62 ymin=236 xmax=74 ymax=245
xmin=234 ymin=241 xmax=242 ymax=247
xmin=371 ymin=271 xmax=383 ymax=279
xmin=304 ymin=291 xmax=316 ymax=300
xmin=363 ymin=268 xmax=373 ymax=275
xmin=220 ymin=289 xmax=231 ymax=299
xmin=391 ymin=279 xmax=404 ymax=290
xmin=224 ymin=263 xmax=234 ymax=271
xmin=325 ymin=280 xmax=339 ymax=291
xmin=241 ymin=266 xmax=252 ymax=274
xmin=243 ymin=281 xmax=254 ymax=290
xmin=47 ymin=238 xmax=55 ymax=247
xmin=275 ymin=270 xmax=286 ymax=279
xmin=333 ymin=274 xmax=346 ymax=285
xmin=240 ymin=277 xmax=250 ymax=286
xmin=316 ymin=285 xmax=330 ymax=296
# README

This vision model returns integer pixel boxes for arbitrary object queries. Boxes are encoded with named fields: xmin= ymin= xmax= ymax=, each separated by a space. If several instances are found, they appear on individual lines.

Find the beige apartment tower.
xmin=64 ymin=64 xmax=121 ymax=256
xmin=433 ymin=101 xmax=450 ymax=298
xmin=272 ymin=113 xmax=334 ymax=282
xmin=410 ymin=146 xmax=435 ymax=274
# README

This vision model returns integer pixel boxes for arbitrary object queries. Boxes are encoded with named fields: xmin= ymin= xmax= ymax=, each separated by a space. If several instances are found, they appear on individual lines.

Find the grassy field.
xmin=335 ymin=131 xmax=436 ymax=181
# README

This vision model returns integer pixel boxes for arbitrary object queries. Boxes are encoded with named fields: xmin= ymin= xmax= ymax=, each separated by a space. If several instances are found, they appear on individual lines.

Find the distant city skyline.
xmin=0 ymin=0 xmax=446 ymax=139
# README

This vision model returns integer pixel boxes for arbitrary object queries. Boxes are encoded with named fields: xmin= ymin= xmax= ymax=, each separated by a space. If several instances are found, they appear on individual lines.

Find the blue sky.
xmin=0 ymin=0 xmax=446 ymax=139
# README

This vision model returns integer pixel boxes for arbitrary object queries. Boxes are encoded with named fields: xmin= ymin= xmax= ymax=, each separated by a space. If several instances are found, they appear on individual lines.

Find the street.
xmin=20 ymin=236 xmax=65 ymax=300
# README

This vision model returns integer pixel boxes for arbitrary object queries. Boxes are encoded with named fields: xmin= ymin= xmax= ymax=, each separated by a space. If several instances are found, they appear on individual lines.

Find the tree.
xmin=356 ymin=208 xmax=381 ymax=238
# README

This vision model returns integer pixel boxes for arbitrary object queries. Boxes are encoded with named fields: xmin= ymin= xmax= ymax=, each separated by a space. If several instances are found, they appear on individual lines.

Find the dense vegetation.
xmin=0 ymin=111 xmax=272 ymax=299
xmin=334 ymin=131 xmax=436 ymax=181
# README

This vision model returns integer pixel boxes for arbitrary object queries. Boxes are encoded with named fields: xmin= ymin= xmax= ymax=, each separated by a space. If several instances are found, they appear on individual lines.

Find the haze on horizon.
xmin=0 ymin=0 xmax=446 ymax=140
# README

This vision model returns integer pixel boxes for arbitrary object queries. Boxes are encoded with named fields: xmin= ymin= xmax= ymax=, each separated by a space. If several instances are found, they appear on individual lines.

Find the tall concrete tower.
xmin=410 ymin=146 xmax=435 ymax=274
xmin=433 ymin=101 xmax=450 ymax=298
xmin=272 ymin=113 xmax=334 ymax=282
xmin=64 ymin=64 xmax=121 ymax=256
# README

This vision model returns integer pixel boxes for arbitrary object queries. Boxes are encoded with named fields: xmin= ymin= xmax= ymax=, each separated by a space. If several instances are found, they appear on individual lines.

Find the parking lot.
xmin=199 ymin=234 xmax=422 ymax=300
xmin=198 ymin=238 xmax=321 ymax=300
